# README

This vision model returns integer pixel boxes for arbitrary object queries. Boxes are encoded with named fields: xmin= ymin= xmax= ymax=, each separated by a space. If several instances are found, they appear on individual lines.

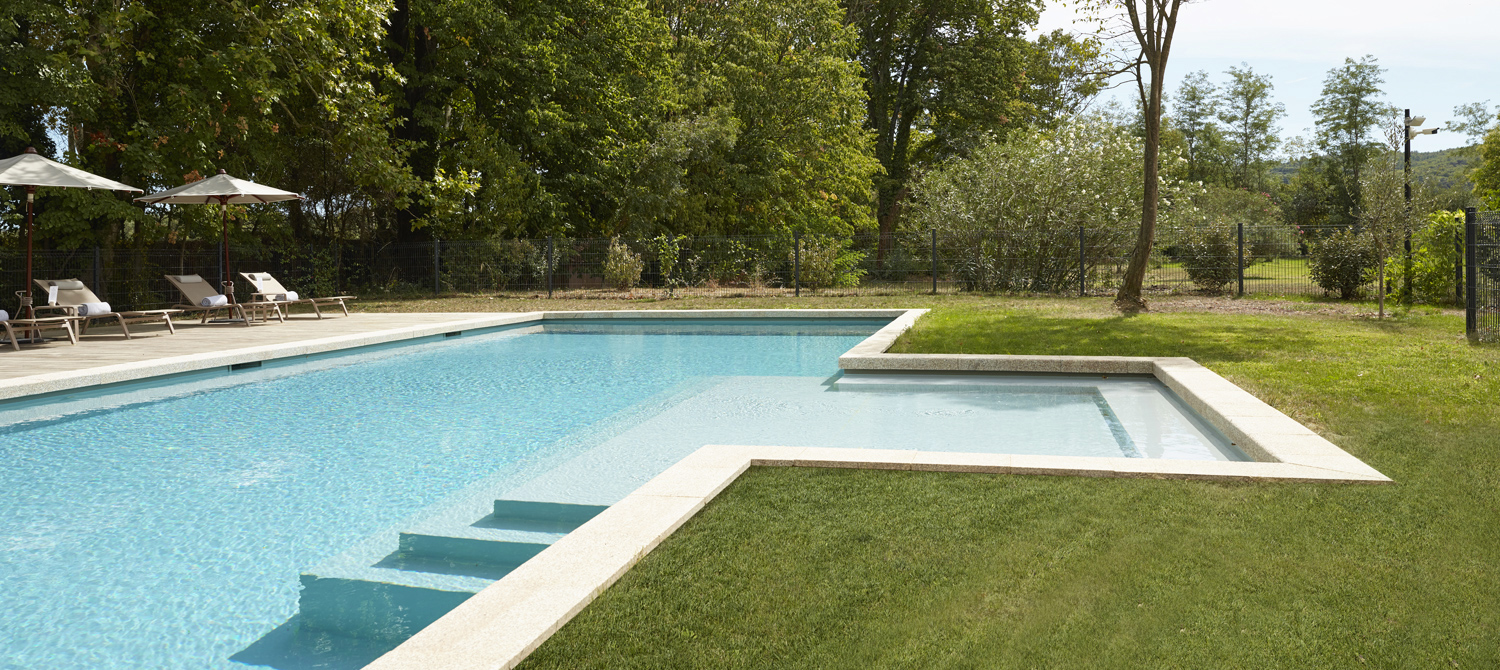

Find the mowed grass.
xmin=516 ymin=299 xmax=1500 ymax=669
xmin=1148 ymin=257 xmax=1316 ymax=295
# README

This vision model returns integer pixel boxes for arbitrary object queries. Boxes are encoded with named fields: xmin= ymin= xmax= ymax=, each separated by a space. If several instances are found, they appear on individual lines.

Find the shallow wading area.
xmin=506 ymin=299 xmax=1499 ymax=668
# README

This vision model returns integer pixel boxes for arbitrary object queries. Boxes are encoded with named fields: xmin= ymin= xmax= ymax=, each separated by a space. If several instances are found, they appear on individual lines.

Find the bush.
xmin=439 ymin=239 xmax=544 ymax=291
xmin=1176 ymin=224 xmax=1240 ymax=293
xmin=793 ymin=236 xmax=866 ymax=289
xmin=908 ymin=114 xmax=1178 ymax=293
xmin=602 ymin=237 xmax=643 ymax=289
xmin=1383 ymin=210 xmax=1463 ymax=305
xmin=1309 ymin=228 xmax=1378 ymax=299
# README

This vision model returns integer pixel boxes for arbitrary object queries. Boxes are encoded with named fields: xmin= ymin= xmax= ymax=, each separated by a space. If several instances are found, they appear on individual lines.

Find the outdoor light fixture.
xmin=1401 ymin=108 xmax=1439 ymax=307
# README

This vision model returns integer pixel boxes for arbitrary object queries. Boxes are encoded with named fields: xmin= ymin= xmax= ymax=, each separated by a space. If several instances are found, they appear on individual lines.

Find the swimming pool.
xmin=0 ymin=317 xmax=1238 ymax=669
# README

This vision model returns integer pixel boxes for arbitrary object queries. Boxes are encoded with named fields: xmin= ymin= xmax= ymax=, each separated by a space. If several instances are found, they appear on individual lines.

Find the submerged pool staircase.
xmin=233 ymin=499 xmax=607 ymax=668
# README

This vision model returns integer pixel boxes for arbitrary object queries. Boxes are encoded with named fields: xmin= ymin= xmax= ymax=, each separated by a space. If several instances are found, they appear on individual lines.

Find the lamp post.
xmin=1402 ymin=109 xmax=1438 ymax=305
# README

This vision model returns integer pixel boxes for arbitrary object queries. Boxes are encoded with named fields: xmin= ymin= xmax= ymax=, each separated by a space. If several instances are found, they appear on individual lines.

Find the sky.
xmin=1032 ymin=0 xmax=1500 ymax=153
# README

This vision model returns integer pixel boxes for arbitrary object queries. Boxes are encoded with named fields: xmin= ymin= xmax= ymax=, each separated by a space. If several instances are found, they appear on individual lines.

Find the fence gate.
xmin=1467 ymin=208 xmax=1500 ymax=342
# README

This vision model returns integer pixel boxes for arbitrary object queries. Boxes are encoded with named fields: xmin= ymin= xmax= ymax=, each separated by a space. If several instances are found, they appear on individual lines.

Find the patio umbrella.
xmin=0 ymin=147 xmax=142 ymax=317
xmin=135 ymin=170 xmax=304 ymax=304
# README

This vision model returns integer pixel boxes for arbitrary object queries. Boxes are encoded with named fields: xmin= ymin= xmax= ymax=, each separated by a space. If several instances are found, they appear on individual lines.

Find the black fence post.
xmin=1237 ymin=222 xmax=1245 ymax=297
xmin=433 ymin=239 xmax=441 ymax=296
xmin=1466 ymin=207 xmax=1477 ymax=338
xmin=92 ymin=246 xmax=102 ymax=298
xmin=546 ymin=236 xmax=554 ymax=298
xmin=930 ymin=229 xmax=938 ymax=295
xmin=1078 ymin=226 xmax=1086 ymax=297
xmin=1456 ymin=228 xmax=1464 ymax=304
xmin=793 ymin=231 xmax=801 ymax=297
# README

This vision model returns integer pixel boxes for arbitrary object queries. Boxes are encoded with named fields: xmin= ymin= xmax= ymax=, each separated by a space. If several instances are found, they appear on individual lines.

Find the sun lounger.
xmin=33 ymin=278 xmax=180 ymax=339
xmin=164 ymin=274 xmax=285 ymax=326
xmin=0 ymin=309 xmax=78 ymax=351
xmin=239 ymin=272 xmax=355 ymax=318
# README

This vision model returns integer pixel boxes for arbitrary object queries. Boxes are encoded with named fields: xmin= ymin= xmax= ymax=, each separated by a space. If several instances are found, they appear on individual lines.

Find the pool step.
xmin=477 ymin=499 xmax=609 ymax=534
xmin=375 ymin=534 xmax=550 ymax=579
xmin=293 ymin=499 xmax=608 ymax=644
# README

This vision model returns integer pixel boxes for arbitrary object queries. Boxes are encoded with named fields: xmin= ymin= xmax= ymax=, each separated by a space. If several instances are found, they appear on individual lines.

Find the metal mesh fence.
xmin=0 ymin=223 xmax=1428 ymax=312
xmin=1473 ymin=211 xmax=1500 ymax=343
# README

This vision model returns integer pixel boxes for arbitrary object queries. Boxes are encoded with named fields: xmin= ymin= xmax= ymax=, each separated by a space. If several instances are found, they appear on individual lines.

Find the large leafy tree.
xmin=1172 ymin=70 xmax=1220 ymax=185
xmin=7 ymin=0 xmax=407 ymax=248
xmin=845 ymin=0 xmax=1055 ymax=262
xmin=1217 ymin=63 xmax=1283 ymax=193
xmin=613 ymin=0 xmax=878 ymax=239
xmin=384 ymin=0 xmax=675 ymax=240
xmin=1475 ymin=122 xmax=1500 ymax=210
xmin=1311 ymin=55 xmax=1386 ymax=228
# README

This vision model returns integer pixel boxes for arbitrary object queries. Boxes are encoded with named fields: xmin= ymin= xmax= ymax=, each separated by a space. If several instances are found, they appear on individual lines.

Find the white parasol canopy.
xmin=135 ymin=170 xmax=303 ymax=206
xmin=0 ymin=148 xmax=143 ymax=192
xmin=135 ymin=170 xmax=304 ymax=305
xmin=0 ymin=147 xmax=141 ymax=315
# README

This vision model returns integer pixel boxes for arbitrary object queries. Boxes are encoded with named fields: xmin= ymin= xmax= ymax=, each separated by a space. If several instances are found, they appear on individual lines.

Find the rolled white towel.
xmin=200 ymin=295 xmax=229 ymax=308
xmin=0 ymin=310 xmax=8 ymax=322
xmin=277 ymin=291 xmax=299 ymax=302
xmin=77 ymin=302 xmax=111 ymax=316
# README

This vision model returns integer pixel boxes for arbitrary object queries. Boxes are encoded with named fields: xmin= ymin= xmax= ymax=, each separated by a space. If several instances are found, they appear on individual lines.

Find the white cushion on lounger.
xmin=53 ymin=279 xmax=86 ymax=290
xmin=173 ymin=275 xmax=204 ymax=283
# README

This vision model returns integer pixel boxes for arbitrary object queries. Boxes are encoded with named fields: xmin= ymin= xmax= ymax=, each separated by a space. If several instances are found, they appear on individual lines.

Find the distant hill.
xmin=1270 ymin=146 xmax=1476 ymax=190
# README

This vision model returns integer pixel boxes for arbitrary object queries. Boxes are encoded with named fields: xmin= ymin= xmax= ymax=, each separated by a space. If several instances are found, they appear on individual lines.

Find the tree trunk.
xmin=1114 ymin=0 xmax=1180 ymax=314
xmin=386 ymin=0 xmax=439 ymax=245
xmin=1114 ymin=105 xmax=1159 ymax=313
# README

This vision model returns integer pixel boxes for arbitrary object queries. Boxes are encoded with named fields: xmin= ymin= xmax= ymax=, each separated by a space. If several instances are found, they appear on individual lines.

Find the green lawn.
xmin=1147 ymin=257 xmax=1321 ymax=295
xmin=511 ymin=298 xmax=1500 ymax=669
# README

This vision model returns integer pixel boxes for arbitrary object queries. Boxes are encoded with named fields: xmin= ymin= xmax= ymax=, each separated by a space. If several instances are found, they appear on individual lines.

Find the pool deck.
xmin=0 ymin=312 xmax=522 ymax=381
xmin=0 ymin=311 xmax=540 ymax=400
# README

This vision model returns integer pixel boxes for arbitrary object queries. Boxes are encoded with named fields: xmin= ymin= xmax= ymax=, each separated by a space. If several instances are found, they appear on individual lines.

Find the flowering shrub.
xmin=602 ymin=237 xmax=643 ymax=289
xmin=907 ymin=114 xmax=1186 ymax=292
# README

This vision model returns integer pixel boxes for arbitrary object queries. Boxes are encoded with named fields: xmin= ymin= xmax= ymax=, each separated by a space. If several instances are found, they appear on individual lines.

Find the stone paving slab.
xmin=0 ymin=311 xmax=541 ymax=400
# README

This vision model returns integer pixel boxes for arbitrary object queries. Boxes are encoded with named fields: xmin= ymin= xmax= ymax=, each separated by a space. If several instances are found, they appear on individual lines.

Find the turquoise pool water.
xmin=0 ymin=319 xmax=1238 ymax=669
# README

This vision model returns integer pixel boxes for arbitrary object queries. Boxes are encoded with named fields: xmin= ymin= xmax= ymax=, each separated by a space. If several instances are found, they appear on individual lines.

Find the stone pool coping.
xmin=366 ymin=307 xmax=1391 ymax=670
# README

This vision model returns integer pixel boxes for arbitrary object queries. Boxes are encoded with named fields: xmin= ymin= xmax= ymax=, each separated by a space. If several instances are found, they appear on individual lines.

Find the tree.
xmin=1171 ymin=70 xmax=1229 ymax=185
xmin=846 ymin=0 xmax=1057 ymax=265
xmin=6 ymin=0 xmax=410 ymax=250
xmin=614 ymin=0 xmax=878 ymax=239
xmin=1474 ymin=124 xmax=1500 ymax=210
xmin=383 ymin=0 xmax=675 ymax=240
xmin=1311 ymin=55 xmax=1387 ymax=227
xmin=1217 ymin=63 xmax=1283 ymax=192
xmin=1359 ymin=112 xmax=1435 ymax=317
xmin=1444 ymin=101 xmax=1498 ymax=151
xmin=908 ymin=114 xmax=1170 ymax=292
xmin=1082 ymin=0 xmax=1189 ymax=313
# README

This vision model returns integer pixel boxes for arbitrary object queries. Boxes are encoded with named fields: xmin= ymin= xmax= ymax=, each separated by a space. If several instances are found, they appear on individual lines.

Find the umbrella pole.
xmin=24 ymin=186 xmax=35 ymax=320
xmin=221 ymin=197 xmax=234 ymax=305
